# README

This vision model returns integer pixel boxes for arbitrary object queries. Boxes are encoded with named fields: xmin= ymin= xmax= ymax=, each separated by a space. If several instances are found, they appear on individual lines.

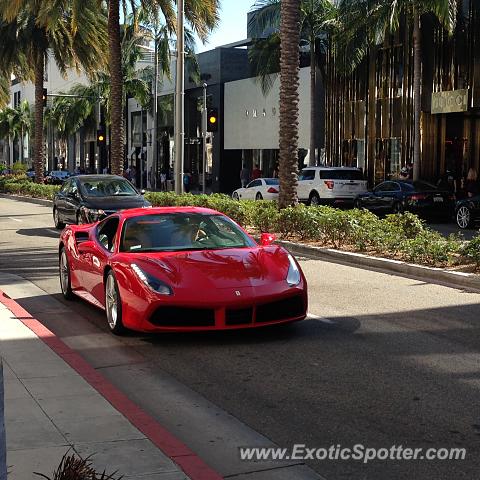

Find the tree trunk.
xmin=278 ymin=0 xmax=301 ymax=208
xmin=108 ymin=0 xmax=124 ymax=176
xmin=412 ymin=9 xmax=421 ymax=181
xmin=33 ymin=53 xmax=45 ymax=184
xmin=20 ymin=127 xmax=24 ymax=163
xmin=309 ymin=36 xmax=316 ymax=167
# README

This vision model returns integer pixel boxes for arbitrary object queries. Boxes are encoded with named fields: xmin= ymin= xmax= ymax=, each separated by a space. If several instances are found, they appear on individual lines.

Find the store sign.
xmin=431 ymin=89 xmax=468 ymax=114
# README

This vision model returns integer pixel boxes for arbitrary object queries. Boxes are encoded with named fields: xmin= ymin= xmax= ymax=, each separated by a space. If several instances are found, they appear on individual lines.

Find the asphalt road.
xmin=1 ymin=196 xmax=480 ymax=480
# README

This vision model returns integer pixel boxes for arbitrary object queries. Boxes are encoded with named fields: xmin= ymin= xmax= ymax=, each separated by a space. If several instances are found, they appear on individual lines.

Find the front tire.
xmin=59 ymin=248 xmax=74 ymax=300
xmin=354 ymin=199 xmax=363 ymax=209
xmin=232 ymin=192 xmax=239 ymax=201
xmin=105 ymin=271 xmax=126 ymax=335
xmin=53 ymin=208 xmax=65 ymax=229
xmin=256 ymin=192 xmax=263 ymax=201
xmin=456 ymin=206 xmax=472 ymax=229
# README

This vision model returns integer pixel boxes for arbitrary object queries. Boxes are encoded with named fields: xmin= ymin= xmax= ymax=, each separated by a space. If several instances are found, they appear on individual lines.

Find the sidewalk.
xmin=0 ymin=300 xmax=190 ymax=480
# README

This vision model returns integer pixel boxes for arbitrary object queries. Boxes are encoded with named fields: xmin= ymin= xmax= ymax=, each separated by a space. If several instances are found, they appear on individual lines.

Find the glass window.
xmin=299 ymin=169 xmax=316 ymax=181
xmin=247 ymin=180 xmax=262 ymax=188
xmin=96 ymin=216 xmax=120 ymax=253
xmin=80 ymin=178 xmax=138 ymax=197
xmin=264 ymin=179 xmax=280 ymax=185
xmin=120 ymin=213 xmax=256 ymax=253
xmin=60 ymin=180 xmax=71 ymax=194
xmin=374 ymin=182 xmax=399 ymax=193
xmin=320 ymin=169 xmax=364 ymax=180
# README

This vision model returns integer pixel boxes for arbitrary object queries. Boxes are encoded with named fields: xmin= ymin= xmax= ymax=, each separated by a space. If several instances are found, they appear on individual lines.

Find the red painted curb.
xmin=0 ymin=289 xmax=223 ymax=480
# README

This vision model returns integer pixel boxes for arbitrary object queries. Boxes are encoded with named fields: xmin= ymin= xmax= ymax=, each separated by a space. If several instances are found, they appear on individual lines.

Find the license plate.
xmin=433 ymin=197 xmax=443 ymax=203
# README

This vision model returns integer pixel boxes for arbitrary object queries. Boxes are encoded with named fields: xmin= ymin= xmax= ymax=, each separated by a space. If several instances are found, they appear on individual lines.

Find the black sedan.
xmin=354 ymin=180 xmax=454 ymax=218
xmin=455 ymin=195 xmax=480 ymax=229
xmin=53 ymin=175 xmax=151 ymax=229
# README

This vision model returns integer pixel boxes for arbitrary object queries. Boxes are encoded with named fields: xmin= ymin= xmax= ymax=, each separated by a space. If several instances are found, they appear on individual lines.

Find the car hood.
xmin=122 ymin=245 xmax=291 ymax=289
xmin=83 ymin=195 xmax=148 ymax=210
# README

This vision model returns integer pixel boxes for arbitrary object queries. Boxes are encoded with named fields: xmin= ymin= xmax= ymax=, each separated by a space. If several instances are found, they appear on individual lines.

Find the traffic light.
xmin=42 ymin=88 xmax=47 ymax=107
xmin=207 ymin=108 xmax=218 ymax=132
xmin=97 ymin=127 xmax=106 ymax=146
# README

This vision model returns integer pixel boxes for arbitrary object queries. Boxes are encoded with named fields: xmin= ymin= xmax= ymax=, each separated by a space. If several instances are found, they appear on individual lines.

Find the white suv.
xmin=297 ymin=167 xmax=368 ymax=206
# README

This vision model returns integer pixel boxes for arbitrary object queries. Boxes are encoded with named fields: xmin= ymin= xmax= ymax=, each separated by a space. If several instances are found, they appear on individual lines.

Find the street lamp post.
xmin=202 ymin=83 xmax=207 ymax=194
xmin=152 ymin=31 xmax=159 ymax=190
xmin=174 ymin=0 xmax=185 ymax=194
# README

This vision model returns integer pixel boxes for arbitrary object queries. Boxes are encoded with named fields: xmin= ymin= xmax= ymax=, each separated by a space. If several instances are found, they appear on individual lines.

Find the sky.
xmin=196 ymin=1 xmax=253 ymax=52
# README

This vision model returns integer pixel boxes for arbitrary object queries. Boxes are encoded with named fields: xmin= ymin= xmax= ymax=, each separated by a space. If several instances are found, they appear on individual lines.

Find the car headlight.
xmin=80 ymin=206 xmax=106 ymax=222
xmin=131 ymin=263 xmax=173 ymax=295
xmin=286 ymin=254 xmax=301 ymax=286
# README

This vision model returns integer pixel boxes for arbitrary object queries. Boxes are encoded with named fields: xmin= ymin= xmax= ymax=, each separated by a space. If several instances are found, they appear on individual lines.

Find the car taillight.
xmin=324 ymin=180 xmax=334 ymax=190
xmin=409 ymin=194 xmax=428 ymax=201
xmin=267 ymin=187 xmax=279 ymax=193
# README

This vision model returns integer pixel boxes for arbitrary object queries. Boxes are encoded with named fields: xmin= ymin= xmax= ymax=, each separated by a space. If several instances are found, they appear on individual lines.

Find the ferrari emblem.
xmin=235 ymin=290 xmax=241 ymax=296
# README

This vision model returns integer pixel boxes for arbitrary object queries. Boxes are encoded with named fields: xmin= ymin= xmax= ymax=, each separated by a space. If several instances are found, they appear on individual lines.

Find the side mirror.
xmin=260 ymin=233 xmax=276 ymax=246
xmin=77 ymin=240 xmax=95 ymax=254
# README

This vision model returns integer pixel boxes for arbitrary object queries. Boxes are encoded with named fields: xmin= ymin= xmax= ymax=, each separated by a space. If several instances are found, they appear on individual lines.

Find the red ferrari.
xmin=58 ymin=207 xmax=307 ymax=334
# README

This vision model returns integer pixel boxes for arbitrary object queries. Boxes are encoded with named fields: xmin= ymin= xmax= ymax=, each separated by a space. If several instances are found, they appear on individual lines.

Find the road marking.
xmin=307 ymin=313 xmax=336 ymax=325
xmin=8 ymin=217 xmax=22 ymax=222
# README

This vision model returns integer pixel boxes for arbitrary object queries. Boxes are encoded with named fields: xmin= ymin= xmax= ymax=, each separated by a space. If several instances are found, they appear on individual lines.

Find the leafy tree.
xmin=0 ymin=0 xmax=108 ymax=182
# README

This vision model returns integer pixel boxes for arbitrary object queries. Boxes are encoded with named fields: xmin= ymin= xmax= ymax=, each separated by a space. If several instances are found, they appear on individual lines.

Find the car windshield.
xmin=402 ymin=181 xmax=438 ymax=191
xmin=120 ymin=213 xmax=256 ymax=253
xmin=79 ymin=178 xmax=138 ymax=197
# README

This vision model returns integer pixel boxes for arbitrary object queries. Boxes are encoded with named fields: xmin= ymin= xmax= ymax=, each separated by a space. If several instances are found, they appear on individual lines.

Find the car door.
xmin=243 ymin=180 xmax=261 ymax=200
xmin=64 ymin=179 xmax=81 ymax=223
xmin=380 ymin=182 xmax=402 ymax=210
xmin=55 ymin=180 xmax=70 ymax=219
xmin=297 ymin=169 xmax=316 ymax=201
xmin=365 ymin=183 xmax=390 ymax=211
xmin=81 ymin=216 xmax=120 ymax=306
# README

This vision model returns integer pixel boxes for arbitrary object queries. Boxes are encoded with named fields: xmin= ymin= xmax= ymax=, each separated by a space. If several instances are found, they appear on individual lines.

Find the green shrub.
xmin=12 ymin=162 xmax=27 ymax=174
xmin=462 ymin=235 xmax=480 ymax=267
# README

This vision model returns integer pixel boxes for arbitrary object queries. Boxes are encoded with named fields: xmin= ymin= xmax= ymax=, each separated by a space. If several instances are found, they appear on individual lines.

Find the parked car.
xmin=58 ymin=207 xmax=308 ymax=334
xmin=455 ymin=194 xmax=480 ymax=229
xmin=297 ymin=167 xmax=367 ymax=205
xmin=45 ymin=170 xmax=70 ymax=185
xmin=53 ymin=174 xmax=151 ymax=229
xmin=354 ymin=180 xmax=455 ymax=218
xmin=232 ymin=178 xmax=279 ymax=201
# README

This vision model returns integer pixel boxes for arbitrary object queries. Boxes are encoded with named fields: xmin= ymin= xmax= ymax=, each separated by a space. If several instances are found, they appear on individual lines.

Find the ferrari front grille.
xmin=256 ymin=295 xmax=304 ymax=323
xmin=225 ymin=307 xmax=253 ymax=326
xmin=150 ymin=307 xmax=215 ymax=327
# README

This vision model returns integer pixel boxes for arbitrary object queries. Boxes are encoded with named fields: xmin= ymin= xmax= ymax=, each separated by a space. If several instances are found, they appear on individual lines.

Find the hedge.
xmin=1 ymin=175 xmax=479 ymax=269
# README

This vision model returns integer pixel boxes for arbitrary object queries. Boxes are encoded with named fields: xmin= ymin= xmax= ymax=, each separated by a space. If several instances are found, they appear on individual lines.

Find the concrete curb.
xmin=0 ymin=193 xmax=53 ymax=207
xmin=0 ymin=289 xmax=223 ymax=480
xmin=279 ymin=240 xmax=480 ymax=293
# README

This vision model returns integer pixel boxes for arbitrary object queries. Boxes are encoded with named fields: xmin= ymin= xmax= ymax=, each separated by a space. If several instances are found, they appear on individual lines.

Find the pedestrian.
xmin=252 ymin=163 xmax=262 ymax=180
xmin=160 ymin=171 xmax=167 ymax=191
xmin=240 ymin=163 xmax=250 ymax=188
xmin=272 ymin=162 xmax=279 ymax=178
xmin=465 ymin=167 xmax=479 ymax=198
xmin=183 ymin=171 xmax=191 ymax=193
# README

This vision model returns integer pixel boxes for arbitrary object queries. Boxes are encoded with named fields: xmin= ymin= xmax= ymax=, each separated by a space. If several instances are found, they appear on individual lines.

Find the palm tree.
xmin=9 ymin=100 xmax=31 ymax=163
xmin=249 ymin=0 xmax=337 ymax=167
xmin=0 ymin=106 xmax=14 ymax=165
xmin=0 ymin=0 xmax=108 ymax=183
xmin=278 ymin=0 xmax=302 ymax=207
xmin=106 ymin=0 xmax=220 ymax=177
xmin=336 ymin=0 xmax=457 ymax=180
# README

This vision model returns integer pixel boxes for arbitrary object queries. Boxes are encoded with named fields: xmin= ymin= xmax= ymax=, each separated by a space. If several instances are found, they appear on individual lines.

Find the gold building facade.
xmin=326 ymin=1 xmax=480 ymax=186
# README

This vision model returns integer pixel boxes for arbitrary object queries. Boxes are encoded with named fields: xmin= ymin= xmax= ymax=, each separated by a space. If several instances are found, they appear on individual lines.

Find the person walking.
xmin=252 ymin=163 xmax=262 ymax=180
xmin=240 ymin=163 xmax=250 ymax=188
xmin=465 ymin=167 xmax=479 ymax=198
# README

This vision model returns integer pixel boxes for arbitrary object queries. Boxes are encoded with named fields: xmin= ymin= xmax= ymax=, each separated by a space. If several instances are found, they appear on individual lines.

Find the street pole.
xmin=174 ymin=0 xmax=184 ymax=194
xmin=202 ymin=83 xmax=207 ymax=194
xmin=152 ymin=30 xmax=159 ymax=190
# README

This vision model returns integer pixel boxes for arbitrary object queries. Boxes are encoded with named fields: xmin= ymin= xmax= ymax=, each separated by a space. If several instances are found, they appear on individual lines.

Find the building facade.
xmin=325 ymin=1 xmax=480 ymax=187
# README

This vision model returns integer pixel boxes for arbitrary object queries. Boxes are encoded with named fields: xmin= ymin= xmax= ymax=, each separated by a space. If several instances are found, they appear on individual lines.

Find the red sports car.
xmin=58 ymin=207 xmax=308 ymax=334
